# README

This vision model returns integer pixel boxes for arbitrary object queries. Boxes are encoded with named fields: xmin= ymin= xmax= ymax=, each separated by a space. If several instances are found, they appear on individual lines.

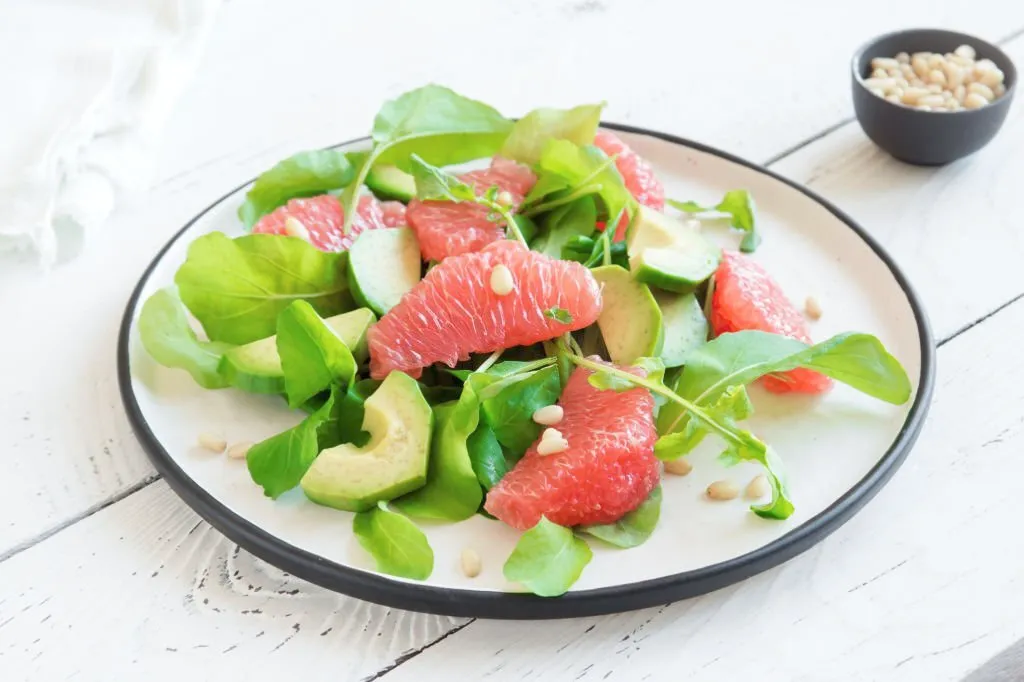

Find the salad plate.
xmin=118 ymin=90 xmax=934 ymax=619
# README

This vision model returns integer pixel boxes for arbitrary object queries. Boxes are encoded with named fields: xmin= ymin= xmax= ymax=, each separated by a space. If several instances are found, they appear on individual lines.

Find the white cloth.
xmin=0 ymin=0 xmax=221 ymax=267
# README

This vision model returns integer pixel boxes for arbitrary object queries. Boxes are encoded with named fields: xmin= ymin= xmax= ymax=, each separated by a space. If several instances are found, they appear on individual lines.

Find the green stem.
xmin=568 ymin=355 xmax=748 ymax=448
xmin=487 ymin=201 xmax=528 ymax=246
xmin=475 ymin=349 xmax=503 ymax=373
xmin=340 ymin=148 xmax=382 ymax=236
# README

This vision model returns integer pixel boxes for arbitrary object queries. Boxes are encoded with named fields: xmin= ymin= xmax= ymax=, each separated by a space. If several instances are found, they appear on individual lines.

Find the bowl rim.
xmin=850 ymin=27 xmax=1017 ymax=114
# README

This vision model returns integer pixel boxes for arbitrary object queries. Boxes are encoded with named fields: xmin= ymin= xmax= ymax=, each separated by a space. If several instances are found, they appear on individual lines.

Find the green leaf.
xmin=480 ymin=366 xmax=562 ymax=457
xmin=667 ymin=189 xmax=760 ymax=253
xmin=543 ymin=306 xmax=574 ymax=325
xmin=501 ymin=103 xmax=604 ymax=165
xmin=587 ymin=369 xmax=635 ymax=392
xmin=238 ymin=150 xmax=356 ymax=228
xmin=247 ymin=388 xmax=338 ymax=498
xmin=353 ymin=502 xmax=434 ymax=580
xmin=527 ymin=141 xmax=634 ymax=222
xmin=735 ymin=443 xmax=794 ymax=520
xmin=659 ymin=331 xmax=911 ymax=435
xmin=393 ymin=402 xmax=483 ymax=521
xmin=316 ymin=379 xmax=378 ymax=449
xmin=533 ymin=197 xmax=597 ymax=258
xmin=466 ymin=421 xmax=508 ymax=490
xmin=503 ymin=517 xmax=593 ymax=597
xmin=174 ymin=232 xmax=352 ymax=345
xmin=579 ymin=486 xmax=661 ymax=548
xmin=408 ymin=154 xmax=478 ymax=202
xmin=655 ymin=386 xmax=753 ymax=459
xmin=341 ymin=85 xmax=513 ymax=234
xmin=137 ymin=287 xmax=232 ymax=389
xmin=275 ymin=301 xmax=356 ymax=408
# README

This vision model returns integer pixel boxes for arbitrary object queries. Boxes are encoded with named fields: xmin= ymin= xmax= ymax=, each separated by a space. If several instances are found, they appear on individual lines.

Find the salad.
xmin=139 ymin=85 xmax=912 ymax=597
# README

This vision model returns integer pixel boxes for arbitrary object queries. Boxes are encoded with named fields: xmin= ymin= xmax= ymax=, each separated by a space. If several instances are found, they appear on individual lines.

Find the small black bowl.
xmin=851 ymin=28 xmax=1016 ymax=165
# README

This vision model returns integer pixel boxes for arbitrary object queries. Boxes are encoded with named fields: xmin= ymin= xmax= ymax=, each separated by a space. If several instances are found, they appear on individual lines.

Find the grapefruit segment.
xmin=484 ymin=359 xmax=659 ymax=530
xmin=252 ymin=194 xmax=405 ymax=252
xmin=593 ymin=130 xmax=666 ymax=241
xmin=710 ymin=251 xmax=832 ymax=394
xmin=407 ymin=156 xmax=536 ymax=262
xmin=368 ymin=241 xmax=602 ymax=379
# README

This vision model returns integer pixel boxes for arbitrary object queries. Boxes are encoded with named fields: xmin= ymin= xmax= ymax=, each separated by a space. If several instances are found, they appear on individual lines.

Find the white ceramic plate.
xmin=118 ymin=124 xmax=935 ymax=619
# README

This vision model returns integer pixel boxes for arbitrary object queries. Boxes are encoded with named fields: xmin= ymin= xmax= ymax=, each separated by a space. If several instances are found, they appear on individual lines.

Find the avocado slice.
xmin=301 ymin=371 xmax=432 ymax=511
xmin=218 ymin=308 xmax=375 ymax=394
xmin=592 ymin=265 xmax=663 ymax=365
xmin=627 ymin=205 xmax=721 ymax=293
xmin=366 ymin=164 xmax=416 ymax=203
xmin=655 ymin=291 xmax=708 ymax=367
xmin=348 ymin=228 xmax=422 ymax=316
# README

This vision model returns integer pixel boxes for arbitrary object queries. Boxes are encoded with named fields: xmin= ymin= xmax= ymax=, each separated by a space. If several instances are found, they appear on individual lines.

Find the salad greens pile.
xmin=138 ymin=84 xmax=913 ymax=598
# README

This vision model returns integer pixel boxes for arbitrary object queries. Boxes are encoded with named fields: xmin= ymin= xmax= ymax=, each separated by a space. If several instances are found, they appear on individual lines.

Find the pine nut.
xmin=706 ymin=480 xmax=740 ymax=501
xmin=541 ymin=427 xmax=563 ymax=441
xmin=954 ymin=85 xmax=967 ymax=103
xmin=460 ymin=548 xmax=482 ymax=578
xmin=911 ymin=55 xmax=929 ymax=78
xmin=532 ymin=405 xmax=564 ymax=426
xmin=895 ymin=52 xmax=910 ymax=64
xmin=537 ymin=437 xmax=569 ymax=456
xmin=496 ymin=191 xmax=515 ymax=207
xmin=943 ymin=63 xmax=964 ymax=89
xmin=745 ymin=475 xmax=770 ymax=500
xmin=995 ymin=83 xmax=1006 ymax=97
xmin=871 ymin=57 xmax=900 ymax=71
xmin=804 ymin=296 xmax=822 ymax=320
xmin=980 ymin=68 xmax=1004 ymax=88
xmin=901 ymin=88 xmax=929 ymax=105
xmin=863 ymin=78 xmax=896 ymax=91
xmin=928 ymin=69 xmax=946 ymax=87
xmin=928 ymin=53 xmax=946 ymax=70
xmin=663 ymin=459 xmax=692 ymax=476
xmin=489 ymin=264 xmax=515 ymax=296
xmin=871 ymin=68 xmax=888 ymax=80
xmin=964 ymin=93 xmax=988 ymax=109
xmin=197 ymin=432 xmax=227 ymax=453
xmin=918 ymin=95 xmax=946 ymax=108
xmin=869 ymin=88 xmax=885 ymax=98
xmin=284 ymin=217 xmax=310 ymax=242
xmin=926 ymin=83 xmax=943 ymax=94
xmin=227 ymin=442 xmax=252 ymax=460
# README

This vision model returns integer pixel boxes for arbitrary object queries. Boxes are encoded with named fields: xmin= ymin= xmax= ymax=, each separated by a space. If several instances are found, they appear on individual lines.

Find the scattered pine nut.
xmin=706 ymin=480 xmax=740 ymax=501
xmin=460 ymin=548 xmax=482 ymax=578
xmin=541 ymin=427 xmax=564 ymax=442
xmin=284 ymin=216 xmax=311 ymax=242
xmin=489 ymin=264 xmax=515 ymax=296
xmin=227 ymin=442 xmax=253 ymax=460
xmin=532 ymin=405 xmax=564 ymax=426
xmin=804 ymin=296 xmax=823 ymax=320
xmin=745 ymin=474 xmax=770 ymax=500
xmin=197 ymin=432 xmax=227 ymax=453
xmin=537 ymin=435 xmax=569 ymax=456
xmin=663 ymin=459 xmax=692 ymax=476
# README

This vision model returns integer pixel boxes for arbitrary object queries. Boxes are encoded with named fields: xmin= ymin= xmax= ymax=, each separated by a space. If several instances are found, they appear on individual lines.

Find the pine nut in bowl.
xmin=851 ymin=28 xmax=1016 ymax=165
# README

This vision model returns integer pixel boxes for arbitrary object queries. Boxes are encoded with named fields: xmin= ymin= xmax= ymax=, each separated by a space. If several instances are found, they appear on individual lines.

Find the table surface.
xmin=5 ymin=1 xmax=1024 ymax=680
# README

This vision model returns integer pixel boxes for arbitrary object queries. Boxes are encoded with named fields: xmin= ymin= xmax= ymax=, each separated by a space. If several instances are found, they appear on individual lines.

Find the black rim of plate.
xmin=117 ymin=122 xmax=936 ymax=620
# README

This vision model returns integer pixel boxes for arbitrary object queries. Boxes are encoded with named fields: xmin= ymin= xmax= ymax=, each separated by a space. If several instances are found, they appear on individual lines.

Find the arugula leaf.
xmin=247 ymin=387 xmax=338 ymax=498
xmin=174 ymin=232 xmax=352 ymax=345
xmin=479 ymin=365 xmax=562 ymax=457
xmin=503 ymin=517 xmax=593 ymax=597
xmin=466 ymin=421 xmax=508 ymax=490
xmin=532 ymin=197 xmax=597 ymax=258
xmin=353 ymin=502 xmax=434 ymax=580
xmin=501 ymin=103 xmax=604 ymax=164
xmin=317 ymin=379 xmax=378 ymax=449
xmin=525 ymin=141 xmax=634 ymax=222
xmin=655 ymin=386 xmax=753 ymax=460
xmin=543 ymin=307 xmax=574 ymax=325
xmin=275 ymin=301 xmax=356 ymax=408
xmin=238 ymin=150 xmax=355 ymax=228
xmin=393 ymin=401 xmax=482 ymax=521
xmin=667 ymin=189 xmax=760 ymax=253
xmin=138 ymin=287 xmax=232 ymax=389
xmin=341 ymin=85 xmax=512 ymax=234
xmin=408 ymin=155 xmax=478 ymax=202
xmin=658 ymin=330 xmax=912 ymax=434
xmin=579 ymin=486 xmax=661 ymax=548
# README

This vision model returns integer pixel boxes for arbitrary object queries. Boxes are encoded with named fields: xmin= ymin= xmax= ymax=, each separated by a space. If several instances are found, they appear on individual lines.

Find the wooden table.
xmin=4 ymin=1 xmax=1024 ymax=679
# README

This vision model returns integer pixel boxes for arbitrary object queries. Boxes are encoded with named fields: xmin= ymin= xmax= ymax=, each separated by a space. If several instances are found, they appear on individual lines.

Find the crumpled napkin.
xmin=0 ymin=0 xmax=222 ymax=267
